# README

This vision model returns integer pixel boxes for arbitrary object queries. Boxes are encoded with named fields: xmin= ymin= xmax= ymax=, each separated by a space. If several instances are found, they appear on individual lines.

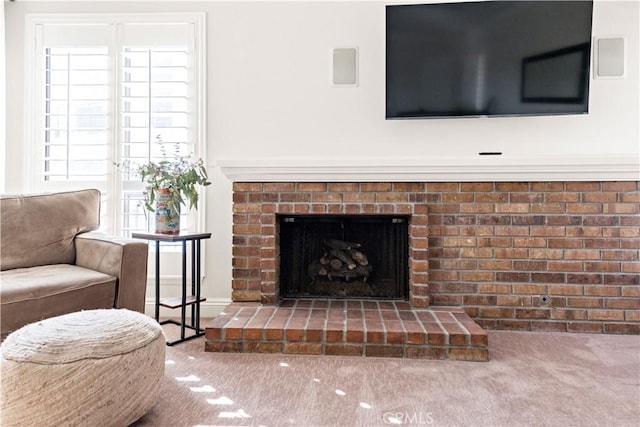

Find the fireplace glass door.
xmin=279 ymin=215 xmax=409 ymax=299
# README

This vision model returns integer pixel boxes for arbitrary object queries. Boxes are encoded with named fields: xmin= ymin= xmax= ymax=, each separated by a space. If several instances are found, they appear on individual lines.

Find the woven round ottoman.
xmin=0 ymin=309 xmax=165 ymax=426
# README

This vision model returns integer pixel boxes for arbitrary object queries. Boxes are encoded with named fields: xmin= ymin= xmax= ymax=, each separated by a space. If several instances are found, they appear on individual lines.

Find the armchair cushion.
xmin=1 ymin=264 xmax=116 ymax=338
xmin=1 ymin=189 xmax=100 ymax=270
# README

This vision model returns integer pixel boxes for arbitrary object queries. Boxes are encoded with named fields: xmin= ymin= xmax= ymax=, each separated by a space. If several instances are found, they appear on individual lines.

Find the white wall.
xmin=1 ymin=2 xmax=6 ymax=193
xmin=210 ymin=0 xmax=638 ymax=165
xmin=4 ymin=1 xmax=640 ymax=310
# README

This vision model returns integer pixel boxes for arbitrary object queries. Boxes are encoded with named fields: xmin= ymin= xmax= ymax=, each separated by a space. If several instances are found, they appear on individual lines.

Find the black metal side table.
xmin=132 ymin=232 xmax=211 ymax=346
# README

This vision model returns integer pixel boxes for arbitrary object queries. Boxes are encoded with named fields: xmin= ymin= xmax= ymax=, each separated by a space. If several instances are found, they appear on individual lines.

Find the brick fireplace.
xmin=227 ymin=179 xmax=639 ymax=333
xmin=206 ymin=182 xmax=490 ymax=360
xmin=230 ymin=182 xmax=431 ymax=308
xmin=205 ymin=180 xmax=638 ymax=359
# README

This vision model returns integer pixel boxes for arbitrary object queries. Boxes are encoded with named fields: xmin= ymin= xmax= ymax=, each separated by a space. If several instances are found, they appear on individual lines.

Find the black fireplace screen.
xmin=279 ymin=215 xmax=409 ymax=299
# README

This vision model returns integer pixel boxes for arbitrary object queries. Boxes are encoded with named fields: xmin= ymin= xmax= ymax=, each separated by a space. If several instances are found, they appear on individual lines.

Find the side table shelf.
xmin=159 ymin=295 xmax=206 ymax=309
xmin=132 ymin=232 xmax=211 ymax=346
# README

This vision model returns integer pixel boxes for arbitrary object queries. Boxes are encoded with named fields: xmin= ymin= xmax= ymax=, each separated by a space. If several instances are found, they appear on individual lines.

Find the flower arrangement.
xmin=135 ymin=141 xmax=211 ymax=215
xmin=138 ymin=157 xmax=210 ymax=215
xmin=114 ymin=138 xmax=210 ymax=234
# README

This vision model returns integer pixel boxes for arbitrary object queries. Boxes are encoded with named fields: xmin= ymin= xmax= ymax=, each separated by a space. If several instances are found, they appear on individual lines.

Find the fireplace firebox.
xmin=279 ymin=215 xmax=409 ymax=299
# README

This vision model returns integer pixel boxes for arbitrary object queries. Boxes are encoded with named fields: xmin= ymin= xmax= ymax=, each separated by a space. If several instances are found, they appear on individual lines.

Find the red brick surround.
xmin=232 ymin=181 xmax=640 ymax=334
xmin=233 ymin=182 xmax=430 ymax=308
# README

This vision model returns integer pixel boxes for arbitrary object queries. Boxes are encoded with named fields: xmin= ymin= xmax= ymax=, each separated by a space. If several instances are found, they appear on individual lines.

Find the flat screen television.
xmin=386 ymin=1 xmax=594 ymax=119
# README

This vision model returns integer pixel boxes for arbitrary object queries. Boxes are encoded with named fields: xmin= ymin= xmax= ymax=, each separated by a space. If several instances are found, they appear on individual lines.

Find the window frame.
xmin=24 ymin=12 xmax=207 ymax=237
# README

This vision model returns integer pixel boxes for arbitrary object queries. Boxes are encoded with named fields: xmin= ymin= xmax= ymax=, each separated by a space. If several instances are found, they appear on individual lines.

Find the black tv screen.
xmin=386 ymin=1 xmax=594 ymax=119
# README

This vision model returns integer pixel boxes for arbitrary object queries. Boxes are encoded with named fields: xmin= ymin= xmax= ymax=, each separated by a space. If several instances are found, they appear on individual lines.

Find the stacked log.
xmin=308 ymin=239 xmax=372 ymax=283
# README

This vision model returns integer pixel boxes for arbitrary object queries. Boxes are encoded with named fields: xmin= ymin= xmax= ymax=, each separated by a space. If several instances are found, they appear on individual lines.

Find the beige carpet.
xmin=134 ymin=326 xmax=639 ymax=427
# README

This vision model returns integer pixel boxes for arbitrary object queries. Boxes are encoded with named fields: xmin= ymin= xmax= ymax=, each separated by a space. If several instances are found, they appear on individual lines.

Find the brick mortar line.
xmin=431 ymin=312 xmax=449 ymax=346
xmin=322 ymin=309 xmax=329 ymax=344
xmin=220 ymin=307 xmax=244 ymax=341
xmin=396 ymin=309 xmax=409 ymax=344
xmin=285 ymin=308 xmax=305 ymax=344
xmin=208 ymin=314 xmax=233 ymax=341
xmin=341 ymin=306 xmax=348 ymax=344
xmin=239 ymin=307 xmax=262 ymax=341
xmin=260 ymin=305 xmax=280 ymax=341
xmin=362 ymin=300 xmax=378 ymax=345
xmin=345 ymin=305 xmax=364 ymax=345
xmin=302 ymin=305 xmax=314 ymax=342
xmin=408 ymin=311 xmax=429 ymax=340
xmin=281 ymin=299 xmax=301 ymax=337
xmin=449 ymin=313 xmax=472 ymax=347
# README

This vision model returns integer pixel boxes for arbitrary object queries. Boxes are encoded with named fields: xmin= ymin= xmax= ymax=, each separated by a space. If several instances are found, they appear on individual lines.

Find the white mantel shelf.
xmin=218 ymin=156 xmax=640 ymax=182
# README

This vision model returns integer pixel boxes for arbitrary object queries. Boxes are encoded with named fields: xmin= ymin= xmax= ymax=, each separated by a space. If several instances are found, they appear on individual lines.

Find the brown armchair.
xmin=1 ymin=189 xmax=148 ymax=339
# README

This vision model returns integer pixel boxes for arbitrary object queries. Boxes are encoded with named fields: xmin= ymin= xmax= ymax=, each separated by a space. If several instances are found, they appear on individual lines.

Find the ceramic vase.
xmin=154 ymin=188 xmax=180 ymax=235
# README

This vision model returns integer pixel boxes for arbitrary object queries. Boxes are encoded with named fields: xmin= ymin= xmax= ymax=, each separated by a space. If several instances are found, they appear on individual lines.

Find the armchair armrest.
xmin=75 ymin=232 xmax=148 ymax=312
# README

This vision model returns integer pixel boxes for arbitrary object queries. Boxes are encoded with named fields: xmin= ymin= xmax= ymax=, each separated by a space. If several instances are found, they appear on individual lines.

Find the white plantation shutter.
xmin=119 ymin=40 xmax=193 ymax=235
xmin=43 ymin=46 xmax=110 ymax=182
xmin=30 ymin=16 xmax=204 ymax=236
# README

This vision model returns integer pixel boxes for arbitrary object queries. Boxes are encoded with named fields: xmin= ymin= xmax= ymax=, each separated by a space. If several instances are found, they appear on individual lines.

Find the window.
xmin=26 ymin=14 xmax=206 ymax=237
xmin=43 ymin=46 xmax=109 ymax=182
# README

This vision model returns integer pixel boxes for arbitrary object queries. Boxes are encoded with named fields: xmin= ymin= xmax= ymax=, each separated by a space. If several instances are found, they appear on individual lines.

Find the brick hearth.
xmin=205 ymin=299 xmax=489 ymax=361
